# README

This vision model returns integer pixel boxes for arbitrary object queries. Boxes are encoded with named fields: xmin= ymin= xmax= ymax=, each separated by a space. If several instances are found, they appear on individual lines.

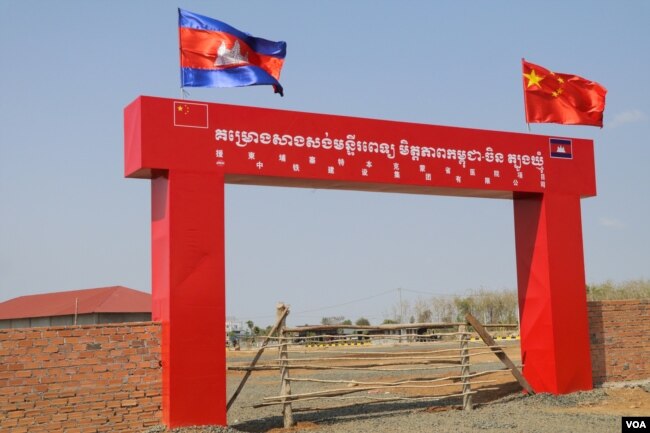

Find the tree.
xmin=385 ymin=298 xmax=411 ymax=324
xmin=453 ymin=296 xmax=475 ymax=321
xmin=587 ymin=278 xmax=650 ymax=301
xmin=431 ymin=296 xmax=455 ymax=323
xmin=413 ymin=298 xmax=433 ymax=323
xmin=321 ymin=316 xmax=346 ymax=326
xmin=246 ymin=320 xmax=254 ymax=335
xmin=355 ymin=317 xmax=371 ymax=326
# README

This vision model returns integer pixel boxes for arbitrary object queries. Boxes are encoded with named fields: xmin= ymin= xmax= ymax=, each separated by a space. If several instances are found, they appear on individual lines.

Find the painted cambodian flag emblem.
xmin=549 ymin=138 xmax=573 ymax=159
xmin=178 ymin=9 xmax=286 ymax=96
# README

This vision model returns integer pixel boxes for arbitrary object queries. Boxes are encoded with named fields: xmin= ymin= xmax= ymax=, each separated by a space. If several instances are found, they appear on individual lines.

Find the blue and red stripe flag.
xmin=549 ymin=138 xmax=573 ymax=159
xmin=178 ymin=9 xmax=286 ymax=96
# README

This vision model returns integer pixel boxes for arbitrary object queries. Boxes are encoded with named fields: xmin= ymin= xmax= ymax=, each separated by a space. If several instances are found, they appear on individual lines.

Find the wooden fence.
xmin=228 ymin=305 xmax=524 ymax=428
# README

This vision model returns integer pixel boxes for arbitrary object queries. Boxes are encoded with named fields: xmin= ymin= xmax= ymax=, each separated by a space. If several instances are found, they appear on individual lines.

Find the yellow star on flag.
xmin=524 ymin=69 xmax=544 ymax=88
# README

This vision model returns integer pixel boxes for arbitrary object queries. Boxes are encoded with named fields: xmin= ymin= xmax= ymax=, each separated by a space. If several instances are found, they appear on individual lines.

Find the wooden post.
xmin=465 ymin=313 xmax=535 ymax=395
xmin=226 ymin=305 xmax=290 ymax=411
xmin=277 ymin=303 xmax=294 ymax=428
xmin=459 ymin=324 xmax=472 ymax=410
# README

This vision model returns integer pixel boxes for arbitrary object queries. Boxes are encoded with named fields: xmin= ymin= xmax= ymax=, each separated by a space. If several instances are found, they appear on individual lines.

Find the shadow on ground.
xmin=233 ymin=381 xmax=523 ymax=432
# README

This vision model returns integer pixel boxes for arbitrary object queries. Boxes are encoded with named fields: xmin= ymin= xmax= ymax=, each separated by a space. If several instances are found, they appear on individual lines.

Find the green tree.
xmin=454 ymin=296 xmax=475 ymax=321
xmin=355 ymin=317 xmax=371 ymax=326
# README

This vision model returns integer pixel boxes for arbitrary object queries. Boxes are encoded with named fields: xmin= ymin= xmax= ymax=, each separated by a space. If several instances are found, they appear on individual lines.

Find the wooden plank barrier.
xmin=228 ymin=306 xmax=523 ymax=428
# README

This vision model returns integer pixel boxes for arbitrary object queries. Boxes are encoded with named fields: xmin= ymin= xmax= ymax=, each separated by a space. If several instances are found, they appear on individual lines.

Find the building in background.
xmin=0 ymin=286 xmax=151 ymax=329
xmin=226 ymin=317 xmax=252 ymax=346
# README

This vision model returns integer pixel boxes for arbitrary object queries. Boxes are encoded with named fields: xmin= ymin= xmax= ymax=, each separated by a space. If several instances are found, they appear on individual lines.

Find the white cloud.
xmin=608 ymin=110 xmax=647 ymax=128
xmin=598 ymin=217 xmax=625 ymax=229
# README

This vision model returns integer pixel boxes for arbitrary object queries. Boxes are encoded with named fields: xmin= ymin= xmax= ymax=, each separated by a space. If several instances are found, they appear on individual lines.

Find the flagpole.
xmin=521 ymin=58 xmax=531 ymax=132
xmin=178 ymin=8 xmax=185 ymax=100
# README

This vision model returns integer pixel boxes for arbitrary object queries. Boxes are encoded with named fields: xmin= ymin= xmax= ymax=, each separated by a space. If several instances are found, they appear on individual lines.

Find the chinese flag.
xmin=522 ymin=60 xmax=607 ymax=127
xmin=173 ymin=101 xmax=209 ymax=128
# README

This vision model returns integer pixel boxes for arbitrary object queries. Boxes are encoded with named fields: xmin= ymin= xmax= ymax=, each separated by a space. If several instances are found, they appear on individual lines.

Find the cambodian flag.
xmin=549 ymin=138 xmax=573 ymax=159
xmin=178 ymin=9 xmax=286 ymax=96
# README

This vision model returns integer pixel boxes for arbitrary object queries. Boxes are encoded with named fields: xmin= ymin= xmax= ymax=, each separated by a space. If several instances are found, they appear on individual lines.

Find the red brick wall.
xmin=588 ymin=300 xmax=650 ymax=385
xmin=0 ymin=322 xmax=162 ymax=433
xmin=1 ymin=303 xmax=648 ymax=432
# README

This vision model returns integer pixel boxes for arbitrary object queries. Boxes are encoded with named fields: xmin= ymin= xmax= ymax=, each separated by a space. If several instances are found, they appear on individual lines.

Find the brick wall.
xmin=1 ymin=303 xmax=648 ymax=432
xmin=588 ymin=300 xmax=650 ymax=385
xmin=0 ymin=322 xmax=162 ymax=433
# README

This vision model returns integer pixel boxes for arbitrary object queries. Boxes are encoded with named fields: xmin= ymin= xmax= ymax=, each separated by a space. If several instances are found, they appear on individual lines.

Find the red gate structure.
xmin=124 ymin=96 xmax=596 ymax=428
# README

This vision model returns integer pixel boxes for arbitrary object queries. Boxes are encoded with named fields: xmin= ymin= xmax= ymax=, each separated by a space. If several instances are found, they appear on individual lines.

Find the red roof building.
xmin=0 ymin=286 xmax=152 ymax=329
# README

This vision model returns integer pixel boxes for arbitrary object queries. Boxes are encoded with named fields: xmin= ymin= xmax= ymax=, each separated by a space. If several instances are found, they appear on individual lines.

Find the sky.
xmin=1 ymin=1 xmax=649 ymax=327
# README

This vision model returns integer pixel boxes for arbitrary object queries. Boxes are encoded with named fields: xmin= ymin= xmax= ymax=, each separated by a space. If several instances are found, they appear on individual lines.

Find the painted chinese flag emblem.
xmin=174 ymin=101 xmax=209 ymax=128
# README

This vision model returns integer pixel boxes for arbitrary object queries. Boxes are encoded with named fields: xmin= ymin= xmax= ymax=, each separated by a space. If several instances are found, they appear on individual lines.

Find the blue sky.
xmin=1 ymin=1 xmax=649 ymax=326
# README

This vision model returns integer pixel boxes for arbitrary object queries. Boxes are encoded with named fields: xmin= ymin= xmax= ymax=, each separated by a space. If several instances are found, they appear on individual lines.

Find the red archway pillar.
xmin=513 ymin=192 xmax=592 ymax=393
xmin=125 ymin=96 xmax=599 ymax=425
xmin=151 ymin=169 xmax=227 ymax=427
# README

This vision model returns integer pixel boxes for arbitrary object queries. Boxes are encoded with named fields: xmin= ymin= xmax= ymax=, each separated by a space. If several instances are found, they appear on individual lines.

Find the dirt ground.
xmin=545 ymin=385 xmax=650 ymax=417
xmin=147 ymin=341 xmax=650 ymax=433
